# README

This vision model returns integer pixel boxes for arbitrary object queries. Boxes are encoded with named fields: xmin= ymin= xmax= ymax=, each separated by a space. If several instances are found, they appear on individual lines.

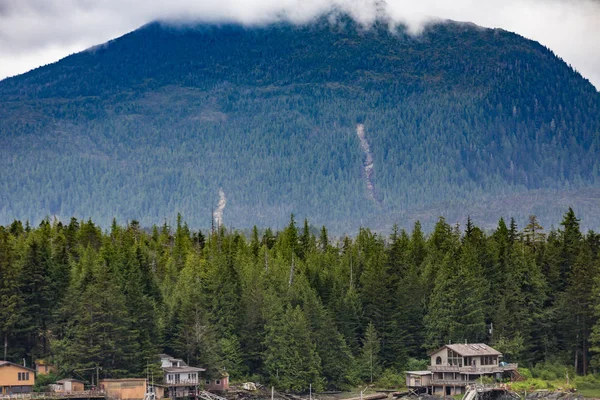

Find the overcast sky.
xmin=0 ymin=0 xmax=599 ymax=89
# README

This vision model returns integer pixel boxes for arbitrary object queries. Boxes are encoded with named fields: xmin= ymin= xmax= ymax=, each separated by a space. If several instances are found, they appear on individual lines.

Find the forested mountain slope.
xmin=1 ymin=17 xmax=599 ymax=231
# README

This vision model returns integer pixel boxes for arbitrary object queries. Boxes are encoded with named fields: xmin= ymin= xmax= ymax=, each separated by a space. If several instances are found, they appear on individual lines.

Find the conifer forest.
xmin=2 ymin=209 xmax=600 ymax=391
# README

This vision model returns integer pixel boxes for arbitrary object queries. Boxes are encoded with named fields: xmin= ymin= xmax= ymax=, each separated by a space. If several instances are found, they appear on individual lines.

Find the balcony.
xmin=164 ymin=379 xmax=199 ymax=387
xmin=428 ymin=364 xmax=518 ymax=374
xmin=430 ymin=379 xmax=474 ymax=386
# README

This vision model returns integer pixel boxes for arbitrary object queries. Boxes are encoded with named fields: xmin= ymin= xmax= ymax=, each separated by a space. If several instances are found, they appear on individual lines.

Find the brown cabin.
xmin=0 ymin=361 xmax=36 ymax=395
xmin=205 ymin=372 xmax=229 ymax=392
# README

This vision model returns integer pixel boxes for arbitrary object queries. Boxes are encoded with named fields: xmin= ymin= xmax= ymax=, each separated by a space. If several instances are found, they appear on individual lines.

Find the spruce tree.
xmin=264 ymin=306 xmax=323 ymax=391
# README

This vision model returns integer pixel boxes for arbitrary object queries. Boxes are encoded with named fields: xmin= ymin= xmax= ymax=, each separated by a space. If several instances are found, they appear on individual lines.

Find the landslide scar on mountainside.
xmin=213 ymin=188 xmax=226 ymax=227
xmin=356 ymin=124 xmax=377 ymax=202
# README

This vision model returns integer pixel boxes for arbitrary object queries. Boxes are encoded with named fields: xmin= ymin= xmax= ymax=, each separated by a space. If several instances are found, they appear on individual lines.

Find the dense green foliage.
xmin=0 ymin=17 xmax=599 ymax=232
xmin=2 ymin=209 xmax=600 ymax=390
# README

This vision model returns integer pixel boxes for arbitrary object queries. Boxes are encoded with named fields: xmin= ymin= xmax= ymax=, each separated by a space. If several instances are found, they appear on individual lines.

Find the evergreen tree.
xmin=264 ymin=306 xmax=323 ymax=391
xmin=0 ymin=227 xmax=21 ymax=360
xmin=358 ymin=322 xmax=381 ymax=383
xmin=18 ymin=236 xmax=54 ymax=361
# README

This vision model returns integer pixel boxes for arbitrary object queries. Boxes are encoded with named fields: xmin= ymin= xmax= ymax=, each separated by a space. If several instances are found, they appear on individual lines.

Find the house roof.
xmin=57 ymin=379 xmax=85 ymax=384
xmin=406 ymin=371 xmax=432 ymax=376
xmin=0 ymin=361 xmax=36 ymax=372
xmin=428 ymin=343 xmax=502 ymax=357
xmin=163 ymin=366 xmax=205 ymax=373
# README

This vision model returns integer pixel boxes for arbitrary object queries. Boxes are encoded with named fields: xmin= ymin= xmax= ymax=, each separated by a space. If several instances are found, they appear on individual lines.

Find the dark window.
xmin=436 ymin=356 xmax=442 ymax=365
xmin=216 ymin=380 xmax=220 ymax=385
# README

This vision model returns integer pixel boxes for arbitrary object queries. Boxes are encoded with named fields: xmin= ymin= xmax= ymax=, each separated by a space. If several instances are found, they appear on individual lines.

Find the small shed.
xmin=405 ymin=371 xmax=432 ymax=389
xmin=148 ymin=384 xmax=166 ymax=399
xmin=54 ymin=379 xmax=85 ymax=393
xmin=100 ymin=378 xmax=147 ymax=400
xmin=205 ymin=372 xmax=229 ymax=392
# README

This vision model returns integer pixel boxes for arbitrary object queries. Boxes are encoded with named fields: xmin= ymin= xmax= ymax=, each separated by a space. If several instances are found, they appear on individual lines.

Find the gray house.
xmin=406 ymin=343 xmax=519 ymax=396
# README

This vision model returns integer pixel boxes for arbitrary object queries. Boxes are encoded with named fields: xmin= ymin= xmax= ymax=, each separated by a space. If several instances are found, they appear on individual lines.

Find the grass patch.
xmin=576 ymin=388 xmax=600 ymax=398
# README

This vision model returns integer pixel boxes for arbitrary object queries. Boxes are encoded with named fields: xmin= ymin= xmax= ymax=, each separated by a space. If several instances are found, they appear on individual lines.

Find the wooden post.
xmin=271 ymin=387 xmax=274 ymax=400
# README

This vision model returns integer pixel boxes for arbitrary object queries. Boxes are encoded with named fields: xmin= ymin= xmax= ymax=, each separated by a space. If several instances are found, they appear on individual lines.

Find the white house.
xmin=158 ymin=354 xmax=205 ymax=399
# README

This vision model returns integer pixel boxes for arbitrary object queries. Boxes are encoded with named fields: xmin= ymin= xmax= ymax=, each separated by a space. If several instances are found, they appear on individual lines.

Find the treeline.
xmin=1 ymin=209 xmax=600 ymax=390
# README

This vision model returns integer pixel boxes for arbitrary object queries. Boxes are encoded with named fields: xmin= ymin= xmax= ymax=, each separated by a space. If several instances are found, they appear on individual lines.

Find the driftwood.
xmin=342 ymin=393 xmax=389 ymax=400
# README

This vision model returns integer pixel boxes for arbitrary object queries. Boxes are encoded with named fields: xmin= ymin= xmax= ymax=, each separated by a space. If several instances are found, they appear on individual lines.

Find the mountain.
xmin=1 ymin=16 xmax=599 ymax=232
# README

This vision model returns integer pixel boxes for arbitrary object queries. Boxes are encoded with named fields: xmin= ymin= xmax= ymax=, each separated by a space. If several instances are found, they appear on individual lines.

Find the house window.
xmin=206 ymin=380 xmax=210 ymax=385
xmin=436 ymin=356 xmax=442 ymax=365
xmin=216 ymin=380 xmax=220 ymax=385
xmin=447 ymin=349 xmax=463 ymax=367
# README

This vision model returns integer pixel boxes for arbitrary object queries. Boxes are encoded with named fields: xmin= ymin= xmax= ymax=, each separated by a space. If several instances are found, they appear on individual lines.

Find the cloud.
xmin=0 ymin=0 xmax=599 ymax=89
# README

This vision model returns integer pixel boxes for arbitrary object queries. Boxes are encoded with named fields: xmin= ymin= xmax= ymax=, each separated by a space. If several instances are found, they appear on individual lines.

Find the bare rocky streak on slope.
xmin=213 ymin=188 xmax=227 ymax=227
xmin=356 ymin=124 xmax=378 ymax=204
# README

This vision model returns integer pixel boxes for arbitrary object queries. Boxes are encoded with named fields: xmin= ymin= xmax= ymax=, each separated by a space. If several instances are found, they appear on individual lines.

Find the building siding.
xmin=0 ymin=363 xmax=35 ymax=394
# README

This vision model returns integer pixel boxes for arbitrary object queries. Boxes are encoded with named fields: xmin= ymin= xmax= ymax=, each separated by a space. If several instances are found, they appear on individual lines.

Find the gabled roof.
xmin=57 ymin=379 xmax=85 ymax=384
xmin=428 ymin=343 xmax=502 ymax=357
xmin=0 ymin=361 xmax=36 ymax=372
xmin=163 ymin=366 xmax=205 ymax=373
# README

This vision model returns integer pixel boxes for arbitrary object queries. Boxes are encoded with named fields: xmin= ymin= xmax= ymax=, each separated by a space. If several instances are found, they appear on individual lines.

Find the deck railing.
xmin=430 ymin=379 xmax=473 ymax=386
xmin=164 ymin=379 xmax=199 ymax=387
xmin=429 ymin=363 xmax=518 ymax=374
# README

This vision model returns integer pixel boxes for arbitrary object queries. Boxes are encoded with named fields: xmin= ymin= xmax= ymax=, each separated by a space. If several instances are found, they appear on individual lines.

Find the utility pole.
xmin=75 ymin=366 xmax=102 ymax=389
